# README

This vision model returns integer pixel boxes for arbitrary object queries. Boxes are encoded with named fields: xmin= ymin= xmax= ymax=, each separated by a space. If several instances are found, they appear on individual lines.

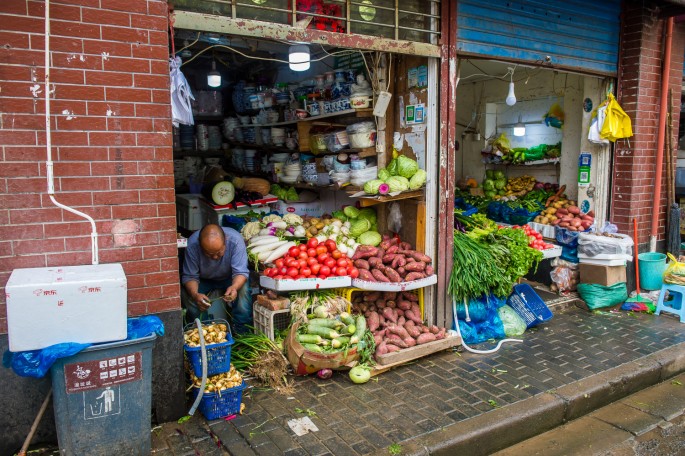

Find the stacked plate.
xmin=196 ymin=124 xmax=209 ymax=151
xmin=280 ymin=160 xmax=302 ymax=184
xmin=208 ymin=126 xmax=222 ymax=150
xmin=243 ymin=127 xmax=256 ymax=144
xmin=244 ymin=149 xmax=257 ymax=173
xmin=179 ymin=124 xmax=195 ymax=151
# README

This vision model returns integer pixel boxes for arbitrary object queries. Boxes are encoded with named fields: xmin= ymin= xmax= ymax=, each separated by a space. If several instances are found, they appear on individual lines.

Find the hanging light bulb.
xmin=207 ymin=60 xmax=221 ymax=88
xmin=289 ymin=44 xmax=310 ymax=72
xmin=513 ymin=114 xmax=526 ymax=137
xmin=505 ymin=67 xmax=516 ymax=106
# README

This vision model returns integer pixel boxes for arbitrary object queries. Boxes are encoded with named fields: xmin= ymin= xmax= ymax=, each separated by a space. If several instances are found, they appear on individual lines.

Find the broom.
xmin=624 ymin=218 xmax=655 ymax=311
xmin=666 ymin=88 xmax=681 ymax=257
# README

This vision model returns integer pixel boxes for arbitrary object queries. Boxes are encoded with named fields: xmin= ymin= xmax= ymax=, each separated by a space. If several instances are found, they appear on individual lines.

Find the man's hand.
xmin=223 ymin=286 xmax=238 ymax=303
xmin=194 ymin=293 xmax=211 ymax=311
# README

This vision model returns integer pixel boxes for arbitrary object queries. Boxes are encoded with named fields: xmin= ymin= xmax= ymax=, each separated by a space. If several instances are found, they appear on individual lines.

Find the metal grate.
xmin=170 ymin=0 xmax=441 ymax=45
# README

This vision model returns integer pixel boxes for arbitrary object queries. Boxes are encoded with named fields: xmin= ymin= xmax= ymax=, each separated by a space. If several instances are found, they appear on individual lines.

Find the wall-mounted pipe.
xmin=650 ymin=16 xmax=674 ymax=252
xmin=43 ymin=0 xmax=99 ymax=264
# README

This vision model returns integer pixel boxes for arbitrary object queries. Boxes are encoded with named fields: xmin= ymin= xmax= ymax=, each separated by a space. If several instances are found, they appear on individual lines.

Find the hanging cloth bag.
xmin=600 ymin=93 xmax=633 ymax=142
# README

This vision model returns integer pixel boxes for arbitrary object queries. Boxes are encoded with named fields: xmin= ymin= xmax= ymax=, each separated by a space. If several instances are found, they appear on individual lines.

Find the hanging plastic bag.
xmin=588 ymin=104 xmax=610 ymax=145
xmin=170 ymin=56 xmax=195 ymax=127
xmin=387 ymin=202 xmax=402 ymax=233
xmin=577 ymin=282 xmax=628 ymax=310
xmin=600 ymin=93 xmax=633 ymax=142
xmin=497 ymin=305 xmax=527 ymax=337
xmin=663 ymin=253 xmax=685 ymax=285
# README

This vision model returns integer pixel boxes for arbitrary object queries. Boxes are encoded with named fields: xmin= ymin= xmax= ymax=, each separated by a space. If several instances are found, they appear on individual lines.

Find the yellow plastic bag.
xmin=600 ymin=93 xmax=633 ymax=142
xmin=663 ymin=253 xmax=685 ymax=285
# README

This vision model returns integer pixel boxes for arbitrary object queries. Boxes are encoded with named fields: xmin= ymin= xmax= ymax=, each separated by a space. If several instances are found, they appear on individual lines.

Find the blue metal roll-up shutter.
xmin=456 ymin=0 xmax=622 ymax=76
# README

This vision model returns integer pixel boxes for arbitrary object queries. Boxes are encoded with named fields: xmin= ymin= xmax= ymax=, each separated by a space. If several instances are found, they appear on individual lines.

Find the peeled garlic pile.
xmin=184 ymin=323 xmax=228 ymax=347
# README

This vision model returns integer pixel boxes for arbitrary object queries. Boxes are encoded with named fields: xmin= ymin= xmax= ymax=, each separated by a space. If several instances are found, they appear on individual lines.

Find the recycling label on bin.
xmin=64 ymin=351 xmax=142 ymax=393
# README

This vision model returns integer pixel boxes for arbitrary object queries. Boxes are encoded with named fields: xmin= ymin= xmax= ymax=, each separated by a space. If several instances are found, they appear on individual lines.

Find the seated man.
xmin=181 ymin=224 xmax=252 ymax=333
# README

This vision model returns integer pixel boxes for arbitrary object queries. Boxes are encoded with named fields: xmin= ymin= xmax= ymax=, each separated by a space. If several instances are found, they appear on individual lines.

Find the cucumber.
xmin=308 ymin=318 xmax=343 ymax=329
xmin=339 ymin=312 xmax=355 ymax=326
xmin=297 ymin=334 xmax=323 ymax=345
xmin=353 ymin=315 xmax=366 ymax=339
xmin=341 ymin=324 xmax=356 ymax=335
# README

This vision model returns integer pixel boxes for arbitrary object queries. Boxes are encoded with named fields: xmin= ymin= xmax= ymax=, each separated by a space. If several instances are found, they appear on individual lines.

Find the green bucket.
xmin=638 ymin=252 xmax=667 ymax=291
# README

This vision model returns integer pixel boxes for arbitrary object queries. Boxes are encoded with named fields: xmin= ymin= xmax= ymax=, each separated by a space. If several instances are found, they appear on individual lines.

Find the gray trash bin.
xmin=50 ymin=334 xmax=157 ymax=455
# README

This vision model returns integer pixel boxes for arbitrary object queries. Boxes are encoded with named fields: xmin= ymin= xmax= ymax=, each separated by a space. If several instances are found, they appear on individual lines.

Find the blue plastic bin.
xmin=184 ymin=319 xmax=234 ymax=377
xmin=507 ymin=284 xmax=553 ymax=328
xmin=192 ymin=380 xmax=247 ymax=420
xmin=50 ymin=334 xmax=157 ymax=456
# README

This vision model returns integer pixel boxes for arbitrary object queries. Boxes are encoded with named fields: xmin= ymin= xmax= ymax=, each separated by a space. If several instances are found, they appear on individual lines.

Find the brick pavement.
xmin=149 ymin=306 xmax=685 ymax=456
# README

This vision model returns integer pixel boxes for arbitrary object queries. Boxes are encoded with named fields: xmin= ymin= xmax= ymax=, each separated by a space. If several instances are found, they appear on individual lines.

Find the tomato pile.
xmin=520 ymin=224 xmax=556 ymax=251
xmin=263 ymin=238 xmax=360 ymax=280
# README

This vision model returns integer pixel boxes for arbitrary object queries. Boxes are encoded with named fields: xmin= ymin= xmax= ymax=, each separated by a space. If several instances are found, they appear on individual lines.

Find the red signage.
xmin=64 ymin=351 xmax=142 ymax=393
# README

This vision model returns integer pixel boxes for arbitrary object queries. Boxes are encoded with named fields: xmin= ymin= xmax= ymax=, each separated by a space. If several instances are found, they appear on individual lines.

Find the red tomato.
xmin=275 ymin=259 xmax=285 ymax=269
xmin=311 ymin=263 xmax=321 ymax=275
xmin=286 ymin=267 xmax=299 ymax=278
xmin=325 ymin=258 xmax=337 ymax=269
xmin=263 ymin=268 xmax=273 ymax=277
xmin=286 ymin=258 xmax=299 ymax=268
xmin=288 ymin=246 xmax=301 ymax=257
xmin=318 ymin=274 xmax=328 ymax=279
xmin=320 ymin=266 xmax=331 ymax=277
xmin=317 ymin=253 xmax=329 ymax=263
xmin=299 ymin=244 xmax=307 ymax=252
xmin=307 ymin=248 xmax=317 ymax=257
xmin=298 ymin=259 xmax=308 ymax=269
xmin=279 ymin=266 xmax=288 ymax=275
xmin=335 ymin=267 xmax=348 ymax=276
xmin=331 ymin=250 xmax=342 ymax=260
xmin=316 ymin=246 xmax=328 ymax=256
xmin=336 ymin=258 xmax=348 ymax=268
xmin=274 ymin=275 xmax=284 ymax=280
xmin=325 ymin=240 xmax=337 ymax=253
xmin=307 ymin=238 xmax=319 ymax=249
xmin=295 ymin=274 xmax=305 ymax=280
xmin=298 ymin=251 xmax=309 ymax=261
xmin=349 ymin=267 xmax=360 ymax=278
xmin=307 ymin=257 xmax=318 ymax=266
xmin=301 ymin=267 xmax=311 ymax=277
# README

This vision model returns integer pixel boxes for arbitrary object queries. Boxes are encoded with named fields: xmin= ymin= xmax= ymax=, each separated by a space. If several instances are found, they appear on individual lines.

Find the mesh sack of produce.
xmin=576 ymin=282 xmax=628 ymax=310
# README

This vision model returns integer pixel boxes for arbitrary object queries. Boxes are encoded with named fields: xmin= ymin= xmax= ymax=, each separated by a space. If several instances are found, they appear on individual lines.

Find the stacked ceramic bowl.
xmin=302 ymin=162 xmax=318 ymax=184
xmin=244 ymin=149 xmax=257 ymax=173
xmin=243 ymin=127 xmax=256 ymax=144
xmin=266 ymin=110 xmax=280 ymax=124
xmin=223 ymin=117 xmax=239 ymax=141
xmin=275 ymin=92 xmax=290 ymax=106
xmin=271 ymin=127 xmax=286 ymax=146
xmin=196 ymin=124 xmax=209 ymax=151
xmin=208 ymin=126 xmax=222 ymax=150
xmin=179 ymin=124 xmax=195 ymax=151
xmin=232 ymin=148 xmax=245 ymax=172
xmin=280 ymin=161 xmax=301 ymax=185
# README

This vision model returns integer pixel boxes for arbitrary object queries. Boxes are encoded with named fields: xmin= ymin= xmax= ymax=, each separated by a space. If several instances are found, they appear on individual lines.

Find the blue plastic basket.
xmin=193 ymin=381 xmax=247 ymax=420
xmin=184 ymin=319 xmax=234 ymax=377
xmin=506 ymin=284 xmax=553 ymax=328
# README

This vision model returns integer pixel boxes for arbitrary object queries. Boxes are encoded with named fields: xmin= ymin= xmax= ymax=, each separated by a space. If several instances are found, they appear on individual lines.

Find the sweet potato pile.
xmin=351 ymin=291 xmax=447 ymax=358
xmin=351 ymin=236 xmax=434 ymax=283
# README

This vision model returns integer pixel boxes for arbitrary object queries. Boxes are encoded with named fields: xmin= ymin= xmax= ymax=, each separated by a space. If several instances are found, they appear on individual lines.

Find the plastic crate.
xmin=335 ymin=288 xmax=424 ymax=320
xmin=192 ymin=380 xmax=247 ymax=420
xmin=253 ymin=305 xmax=291 ymax=341
xmin=506 ymin=283 xmax=553 ymax=328
xmin=184 ymin=319 xmax=234 ymax=377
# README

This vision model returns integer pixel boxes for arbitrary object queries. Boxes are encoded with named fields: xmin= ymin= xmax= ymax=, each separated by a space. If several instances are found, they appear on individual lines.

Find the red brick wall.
xmin=612 ymin=2 xmax=685 ymax=245
xmin=0 ymin=0 xmax=179 ymax=334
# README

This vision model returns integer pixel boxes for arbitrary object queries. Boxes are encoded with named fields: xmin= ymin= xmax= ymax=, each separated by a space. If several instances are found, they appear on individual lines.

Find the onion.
xmin=317 ymin=369 xmax=333 ymax=380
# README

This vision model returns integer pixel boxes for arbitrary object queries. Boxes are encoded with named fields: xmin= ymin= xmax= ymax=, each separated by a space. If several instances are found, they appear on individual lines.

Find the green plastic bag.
xmin=576 ymin=282 xmax=628 ymax=310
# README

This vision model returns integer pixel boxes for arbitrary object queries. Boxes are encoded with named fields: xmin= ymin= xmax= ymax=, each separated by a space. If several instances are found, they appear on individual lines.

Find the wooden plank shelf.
xmin=348 ymin=189 xmax=425 ymax=207
xmin=370 ymin=334 xmax=462 ymax=376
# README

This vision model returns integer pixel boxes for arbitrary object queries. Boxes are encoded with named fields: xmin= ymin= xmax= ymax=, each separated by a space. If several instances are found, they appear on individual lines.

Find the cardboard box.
xmin=270 ymin=199 xmax=324 ymax=217
xmin=6 ymin=264 xmax=127 ymax=351
xmin=579 ymin=263 xmax=627 ymax=286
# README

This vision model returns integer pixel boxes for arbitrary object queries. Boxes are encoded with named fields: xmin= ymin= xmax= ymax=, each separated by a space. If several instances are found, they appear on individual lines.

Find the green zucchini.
xmin=297 ymin=334 xmax=323 ymax=345
xmin=353 ymin=315 xmax=367 ymax=339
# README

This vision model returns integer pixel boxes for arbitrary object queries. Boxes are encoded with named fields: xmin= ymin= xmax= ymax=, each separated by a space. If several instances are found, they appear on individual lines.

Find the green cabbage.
xmin=332 ymin=210 xmax=347 ymax=221
xmin=357 ymin=208 xmax=377 ymax=224
xmin=378 ymin=168 xmax=390 ymax=181
xmin=286 ymin=186 xmax=299 ymax=201
xmin=387 ymin=158 xmax=399 ymax=176
xmin=363 ymin=179 xmax=384 ymax=195
xmin=344 ymin=206 xmax=360 ymax=219
xmin=385 ymin=176 xmax=410 ymax=193
xmin=350 ymin=218 xmax=371 ymax=237
xmin=358 ymin=230 xmax=382 ymax=246
xmin=494 ymin=170 xmax=505 ymax=180
xmin=483 ymin=179 xmax=495 ymax=191
xmin=494 ymin=178 xmax=507 ymax=190
xmin=409 ymin=169 xmax=426 ymax=190
xmin=396 ymin=155 xmax=419 ymax=179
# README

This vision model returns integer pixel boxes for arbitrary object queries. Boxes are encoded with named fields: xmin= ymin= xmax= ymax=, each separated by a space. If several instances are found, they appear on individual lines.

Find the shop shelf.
xmin=259 ymin=275 xmax=351 ymax=291
xmin=350 ymin=274 xmax=437 ymax=292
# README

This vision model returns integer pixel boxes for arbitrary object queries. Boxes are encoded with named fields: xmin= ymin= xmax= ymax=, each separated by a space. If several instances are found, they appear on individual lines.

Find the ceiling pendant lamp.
xmin=505 ymin=67 xmax=516 ymax=106
xmin=289 ymin=44 xmax=310 ymax=72
xmin=207 ymin=59 xmax=221 ymax=88
xmin=513 ymin=114 xmax=526 ymax=137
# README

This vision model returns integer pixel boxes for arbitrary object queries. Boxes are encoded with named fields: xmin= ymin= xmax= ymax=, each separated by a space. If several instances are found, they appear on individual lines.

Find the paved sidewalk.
xmin=493 ymin=372 xmax=685 ymax=455
xmin=151 ymin=304 xmax=685 ymax=456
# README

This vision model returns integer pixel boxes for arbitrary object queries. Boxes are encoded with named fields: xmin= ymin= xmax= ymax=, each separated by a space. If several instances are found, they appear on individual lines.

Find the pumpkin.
xmin=233 ymin=177 xmax=270 ymax=196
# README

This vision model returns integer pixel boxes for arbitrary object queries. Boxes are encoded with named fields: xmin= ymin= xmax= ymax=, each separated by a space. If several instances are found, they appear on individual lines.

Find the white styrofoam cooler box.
xmin=270 ymin=199 xmax=324 ymax=217
xmin=176 ymin=193 xmax=203 ymax=231
xmin=6 ymin=263 xmax=128 ymax=352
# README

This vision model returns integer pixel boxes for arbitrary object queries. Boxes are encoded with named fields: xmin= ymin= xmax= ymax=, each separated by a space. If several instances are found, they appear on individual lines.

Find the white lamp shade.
xmin=505 ymin=81 xmax=516 ymax=106
xmin=289 ymin=44 xmax=310 ymax=72
xmin=207 ymin=60 xmax=221 ymax=87
xmin=513 ymin=124 xmax=526 ymax=136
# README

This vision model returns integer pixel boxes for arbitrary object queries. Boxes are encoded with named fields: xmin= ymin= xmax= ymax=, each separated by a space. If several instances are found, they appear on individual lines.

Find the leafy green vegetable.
xmin=332 ymin=210 xmax=347 ymax=221
xmin=358 ymin=231 xmax=382 ymax=246
xmin=409 ymin=169 xmax=426 ymax=190
xmin=387 ymin=158 xmax=399 ymax=176
xmin=344 ymin=206 xmax=360 ymax=219
xmin=396 ymin=155 xmax=419 ymax=179
xmin=378 ymin=168 xmax=391 ymax=181
xmin=350 ymin=219 xmax=371 ymax=237
xmin=385 ymin=176 xmax=410 ymax=193
xmin=358 ymin=207 xmax=377 ymax=224
xmin=364 ymin=179 xmax=385 ymax=195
